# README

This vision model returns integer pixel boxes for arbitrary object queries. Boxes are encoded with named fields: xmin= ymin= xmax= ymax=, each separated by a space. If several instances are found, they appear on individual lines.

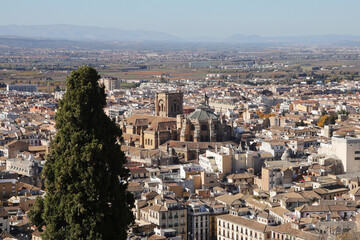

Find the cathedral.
xmin=155 ymin=91 xmax=232 ymax=143
xmin=176 ymin=103 xmax=232 ymax=142
xmin=120 ymin=91 xmax=232 ymax=152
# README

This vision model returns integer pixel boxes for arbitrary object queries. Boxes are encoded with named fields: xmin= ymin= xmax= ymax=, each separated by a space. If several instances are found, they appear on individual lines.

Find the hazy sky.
xmin=1 ymin=0 xmax=359 ymax=38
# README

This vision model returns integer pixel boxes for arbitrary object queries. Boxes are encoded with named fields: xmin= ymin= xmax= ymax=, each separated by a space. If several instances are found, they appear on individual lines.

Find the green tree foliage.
xmin=54 ymin=85 xmax=61 ymax=92
xmin=324 ymin=113 xmax=337 ymax=125
xmin=28 ymin=66 xmax=134 ymax=240
xmin=318 ymin=113 xmax=338 ymax=128
xmin=28 ymin=196 xmax=45 ymax=229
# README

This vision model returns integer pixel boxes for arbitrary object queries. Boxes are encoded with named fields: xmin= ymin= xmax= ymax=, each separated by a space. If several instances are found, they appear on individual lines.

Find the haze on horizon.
xmin=1 ymin=0 xmax=359 ymax=39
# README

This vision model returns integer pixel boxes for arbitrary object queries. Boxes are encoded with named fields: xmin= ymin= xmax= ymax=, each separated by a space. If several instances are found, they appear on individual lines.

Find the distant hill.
xmin=0 ymin=24 xmax=180 ymax=42
xmin=0 ymin=36 xmax=120 ymax=49
xmin=1 ymin=24 xmax=360 ymax=48
xmin=227 ymin=34 xmax=360 ymax=43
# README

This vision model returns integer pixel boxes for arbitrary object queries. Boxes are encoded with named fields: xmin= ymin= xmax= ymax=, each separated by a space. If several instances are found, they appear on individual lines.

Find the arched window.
xmin=201 ymin=124 xmax=208 ymax=131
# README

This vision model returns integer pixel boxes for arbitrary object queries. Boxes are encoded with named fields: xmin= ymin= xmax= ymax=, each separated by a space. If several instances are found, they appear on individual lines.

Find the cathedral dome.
xmin=188 ymin=102 xmax=218 ymax=121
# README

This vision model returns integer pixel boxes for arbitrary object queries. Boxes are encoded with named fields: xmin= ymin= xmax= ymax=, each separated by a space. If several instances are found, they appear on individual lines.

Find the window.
xmin=355 ymin=151 xmax=360 ymax=154
xmin=355 ymin=157 xmax=360 ymax=160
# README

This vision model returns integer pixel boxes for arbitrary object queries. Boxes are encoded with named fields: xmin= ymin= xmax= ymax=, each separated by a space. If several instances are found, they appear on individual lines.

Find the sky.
xmin=1 ymin=0 xmax=359 ymax=38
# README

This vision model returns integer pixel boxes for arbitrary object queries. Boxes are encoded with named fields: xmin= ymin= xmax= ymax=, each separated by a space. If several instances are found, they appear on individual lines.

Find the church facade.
xmin=176 ymin=103 xmax=232 ymax=142
xmin=120 ymin=91 xmax=232 ymax=152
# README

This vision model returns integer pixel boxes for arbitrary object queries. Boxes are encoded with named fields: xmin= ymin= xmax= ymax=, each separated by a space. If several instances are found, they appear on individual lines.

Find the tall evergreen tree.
xmin=29 ymin=66 xmax=134 ymax=240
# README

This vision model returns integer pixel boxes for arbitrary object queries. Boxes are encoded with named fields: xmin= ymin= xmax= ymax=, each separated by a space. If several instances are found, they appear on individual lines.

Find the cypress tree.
xmin=29 ymin=66 xmax=134 ymax=239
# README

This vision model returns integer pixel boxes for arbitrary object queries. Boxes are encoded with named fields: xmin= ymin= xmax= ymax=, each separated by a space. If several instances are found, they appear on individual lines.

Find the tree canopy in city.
xmin=29 ymin=66 xmax=134 ymax=240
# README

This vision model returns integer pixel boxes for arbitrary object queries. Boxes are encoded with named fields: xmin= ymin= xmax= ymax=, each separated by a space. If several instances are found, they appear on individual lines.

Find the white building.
xmin=6 ymin=84 xmax=38 ymax=92
xmin=6 ymin=155 xmax=40 ymax=177
xmin=179 ymin=164 xmax=204 ymax=179
xmin=217 ymin=214 xmax=272 ymax=240
xmin=318 ymin=136 xmax=360 ymax=173
xmin=198 ymin=147 xmax=231 ymax=174
xmin=259 ymin=141 xmax=286 ymax=158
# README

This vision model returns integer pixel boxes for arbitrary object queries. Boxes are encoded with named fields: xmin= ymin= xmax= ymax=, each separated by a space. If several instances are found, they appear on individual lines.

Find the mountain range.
xmin=1 ymin=24 xmax=360 ymax=44
xmin=0 ymin=24 xmax=180 ymax=42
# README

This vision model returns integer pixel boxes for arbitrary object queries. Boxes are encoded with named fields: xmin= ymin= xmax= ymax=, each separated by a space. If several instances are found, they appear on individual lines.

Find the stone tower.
xmin=155 ymin=91 xmax=183 ymax=117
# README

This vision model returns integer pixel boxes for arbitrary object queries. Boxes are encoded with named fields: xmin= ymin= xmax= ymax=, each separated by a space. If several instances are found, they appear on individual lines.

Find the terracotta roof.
xmin=217 ymin=214 xmax=271 ymax=233
xmin=162 ymin=140 xmax=235 ymax=150
xmin=271 ymin=222 xmax=318 ymax=240
xmin=129 ymin=168 xmax=149 ymax=174
xmin=28 ymin=145 xmax=47 ymax=152
xmin=300 ymin=205 xmax=356 ymax=213
xmin=148 ymin=204 xmax=168 ymax=213
xmin=32 ymin=230 xmax=42 ymax=237
xmin=269 ymin=206 xmax=290 ymax=217
xmin=125 ymin=114 xmax=176 ymax=126
xmin=227 ymin=172 xmax=255 ymax=180
xmin=215 ymin=193 xmax=244 ymax=205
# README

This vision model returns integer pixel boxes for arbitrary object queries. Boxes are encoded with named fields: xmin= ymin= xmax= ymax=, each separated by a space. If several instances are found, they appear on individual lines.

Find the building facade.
xmin=319 ymin=136 xmax=360 ymax=173
xmin=155 ymin=92 xmax=183 ymax=117
xmin=177 ymin=103 xmax=232 ymax=142
xmin=217 ymin=214 xmax=272 ymax=240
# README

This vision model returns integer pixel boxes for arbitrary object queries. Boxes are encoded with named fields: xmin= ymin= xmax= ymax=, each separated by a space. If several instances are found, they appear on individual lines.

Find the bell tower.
xmin=155 ymin=91 xmax=183 ymax=117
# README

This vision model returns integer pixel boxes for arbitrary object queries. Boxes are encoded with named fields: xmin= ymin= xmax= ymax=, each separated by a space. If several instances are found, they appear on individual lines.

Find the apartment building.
xmin=319 ymin=136 xmax=360 ymax=173
xmin=6 ymin=84 xmax=38 ymax=92
xmin=261 ymin=167 xmax=293 ymax=191
xmin=187 ymin=201 xmax=227 ymax=240
xmin=259 ymin=141 xmax=286 ymax=158
xmin=140 ymin=195 xmax=187 ymax=239
xmin=0 ymin=179 xmax=18 ymax=200
xmin=217 ymin=214 xmax=272 ymax=240
xmin=199 ymin=148 xmax=232 ymax=175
